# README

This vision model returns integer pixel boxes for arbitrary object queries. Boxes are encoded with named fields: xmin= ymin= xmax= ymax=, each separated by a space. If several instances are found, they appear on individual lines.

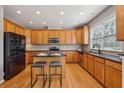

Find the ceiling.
xmin=4 ymin=5 xmax=109 ymax=29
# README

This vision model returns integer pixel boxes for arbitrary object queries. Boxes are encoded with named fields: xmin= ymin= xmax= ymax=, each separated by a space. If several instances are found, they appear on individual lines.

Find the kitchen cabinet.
xmin=4 ymin=19 xmax=7 ymax=32
xmin=66 ymin=52 xmax=74 ymax=62
xmin=87 ymin=55 xmax=95 ymax=76
xmin=48 ymin=30 xmax=55 ymax=38
xmin=54 ymin=31 xmax=60 ymax=38
xmin=82 ymin=26 xmax=89 ymax=44
xmin=105 ymin=60 xmax=122 ymax=88
xmin=83 ymin=53 xmax=88 ymax=70
xmin=6 ymin=19 xmax=15 ymax=33
xmin=94 ymin=57 xmax=105 ymax=85
xmin=37 ymin=31 xmax=44 ymax=44
xmin=74 ymin=52 xmax=81 ymax=63
xmin=25 ymin=29 xmax=31 ymax=44
xmin=66 ymin=31 xmax=72 ymax=44
xmin=26 ymin=52 xmax=33 ymax=64
xmin=116 ymin=5 xmax=124 ymax=40
xmin=59 ymin=30 xmax=66 ymax=44
xmin=43 ymin=30 xmax=49 ymax=44
xmin=71 ymin=30 xmax=76 ymax=44
xmin=76 ymin=28 xmax=82 ymax=44
xmin=31 ymin=30 xmax=38 ymax=44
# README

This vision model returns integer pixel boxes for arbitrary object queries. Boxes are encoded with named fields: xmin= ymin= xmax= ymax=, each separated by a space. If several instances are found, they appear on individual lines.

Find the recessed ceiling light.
xmin=60 ymin=11 xmax=64 ymax=15
xmin=36 ymin=11 xmax=40 ymax=14
xmin=29 ymin=21 xmax=33 ymax=24
xmin=80 ymin=12 xmax=84 ymax=15
xmin=73 ymin=22 xmax=76 ymax=24
xmin=43 ymin=21 xmax=47 ymax=24
xmin=16 ymin=10 xmax=22 ymax=14
xmin=60 ymin=22 xmax=63 ymax=24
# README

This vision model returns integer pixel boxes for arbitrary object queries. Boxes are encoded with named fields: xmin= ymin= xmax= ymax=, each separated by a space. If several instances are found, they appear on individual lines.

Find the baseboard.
xmin=0 ymin=79 xmax=4 ymax=84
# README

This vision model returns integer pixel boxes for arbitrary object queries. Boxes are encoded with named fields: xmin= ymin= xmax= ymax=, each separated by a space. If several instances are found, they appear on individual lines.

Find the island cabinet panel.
xmin=116 ymin=5 xmax=124 ymax=41
xmin=105 ymin=60 xmax=122 ymax=88
xmin=59 ymin=31 xmax=66 ymax=44
xmin=65 ymin=31 xmax=72 ymax=44
xmin=26 ymin=52 xmax=33 ymax=64
xmin=66 ymin=52 xmax=74 ymax=62
xmin=83 ymin=53 xmax=88 ymax=70
xmin=87 ymin=55 xmax=95 ymax=76
xmin=94 ymin=57 xmax=105 ymax=85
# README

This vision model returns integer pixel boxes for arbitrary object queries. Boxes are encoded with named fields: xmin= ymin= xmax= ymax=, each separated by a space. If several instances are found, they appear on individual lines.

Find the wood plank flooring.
xmin=0 ymin=63 xmax=103 ymax=88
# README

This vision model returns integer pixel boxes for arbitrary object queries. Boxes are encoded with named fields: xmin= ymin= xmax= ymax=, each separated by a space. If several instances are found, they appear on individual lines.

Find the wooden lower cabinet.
xmin=66 ymin=52 xmax=74 ymax=63
xmin=105 ymin=60 xmax=122 ymax=88
xmin=26 ymin=52 xmax=33 ymax=64
xmin=87 ymin=55 xmax=95 ymax=76
xmin=94 ymin=57 xmax=105 ymax=85
xmin=83 ymin=54 xmax=88 ymax=70
xmin=74 ymin=52 xmax=81 ymax=63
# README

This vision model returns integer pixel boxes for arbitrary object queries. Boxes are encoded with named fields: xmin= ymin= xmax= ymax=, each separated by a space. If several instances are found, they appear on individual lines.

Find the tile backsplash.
xmin=26 ymin=44 xmax=82 ymax=51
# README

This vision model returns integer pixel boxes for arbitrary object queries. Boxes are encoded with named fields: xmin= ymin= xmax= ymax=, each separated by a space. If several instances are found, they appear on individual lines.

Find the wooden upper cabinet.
xmin=66 ymin=31 xmax=72 ymax=44
xmin=116 ymin=5 xmax=124 ymax=41
xmin=4 ymin=19 xmax=7 ymax=32
xmin=25 ymin=29 xmax=31 ymax=44
xmin=71 ymin=30 xmax=76 ymax=44
xmin=6 ymin=20 xmax=15 ymax=33
xmin=43 ymin=30 xmax=49 ymax=44
xmin=37 ymin=31 xmax=44 ymax=44
xmin=59 ymin=30 xmax=66 ymax=44
xmin=76 ymin=28 xmax=82 ymax=44
xmin=48 ymin=30 xmax=55 ymax=38
xmin=82 ymin=26 xmax=89 ymax=44
xmin=31 ymin=30 xmax=38 ymax=44
xmin=54 ymin=31 xmax=60 ymax=38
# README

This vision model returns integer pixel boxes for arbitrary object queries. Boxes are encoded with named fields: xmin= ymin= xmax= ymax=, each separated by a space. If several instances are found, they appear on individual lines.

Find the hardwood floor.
xmin=0 ymin=63 xmax=103 ymax=88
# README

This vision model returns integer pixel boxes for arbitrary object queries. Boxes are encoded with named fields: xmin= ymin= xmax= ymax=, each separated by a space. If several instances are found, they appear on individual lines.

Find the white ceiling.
xmin=4 ymin=5 xmax=109 ymax=29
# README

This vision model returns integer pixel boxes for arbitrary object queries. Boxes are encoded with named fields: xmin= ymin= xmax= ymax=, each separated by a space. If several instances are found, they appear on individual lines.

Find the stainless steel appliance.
xmin=4 ymin=32 xmax=26 ymax=80
xmin=48 ymin=38 xmax=59 ymax=44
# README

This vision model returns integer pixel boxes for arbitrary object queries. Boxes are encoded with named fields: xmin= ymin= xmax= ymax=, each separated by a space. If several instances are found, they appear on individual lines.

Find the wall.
xmin=0 ymin=6 xmax=4 ymax=84
xmin=26 ymin=45 xmax=82 ymax=51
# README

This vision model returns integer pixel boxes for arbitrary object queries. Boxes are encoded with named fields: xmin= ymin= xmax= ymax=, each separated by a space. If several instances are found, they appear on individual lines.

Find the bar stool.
xmin=49 ymin=61 xmax=63 ymax=87
xmin=31 ymin=61 xmax=47 ymax=88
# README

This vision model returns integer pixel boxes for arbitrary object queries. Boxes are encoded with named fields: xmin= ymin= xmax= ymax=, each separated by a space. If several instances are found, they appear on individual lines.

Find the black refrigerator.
xmin=4 ymin=32 xmax=26 ymax=80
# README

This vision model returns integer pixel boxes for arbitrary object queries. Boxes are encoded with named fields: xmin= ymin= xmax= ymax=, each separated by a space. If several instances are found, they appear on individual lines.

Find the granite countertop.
xmin=77 ymin=50 xmax=122 ymax=63
xmin=33 ymin=52 xmax=66 ymax=57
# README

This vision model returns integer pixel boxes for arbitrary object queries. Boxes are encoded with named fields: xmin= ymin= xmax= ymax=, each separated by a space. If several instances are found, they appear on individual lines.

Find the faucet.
xmin=93 ymin=44 xmax=101 ymax=54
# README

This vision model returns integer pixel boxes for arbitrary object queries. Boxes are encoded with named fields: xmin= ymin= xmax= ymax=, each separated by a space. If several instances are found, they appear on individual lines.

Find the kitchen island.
xmin=32 ymin=52 xmax=66 ymax=77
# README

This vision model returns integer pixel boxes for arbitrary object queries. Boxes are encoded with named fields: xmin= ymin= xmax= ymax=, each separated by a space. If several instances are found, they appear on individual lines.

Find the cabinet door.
xmin=105 ymin=66 xmax=122 ymax=88
xmin=43 ymin=30 xmax=49 ymax=44
xmin=83 ymin=54 xmax=88 ymax=70
xmin=59 ymin=31 xmax=66 ymax=44
xmin=37 ymin=31 xmax=44 ymax=44
xmin=95 ymin=61 xmax=105 ymax=85
xmin=116 ymin=5 xmax=124 ymax=40
xmin=82 ymin=26 xmax=89 ymax=44
xmin=25 ymin=29 xmax=31 ymax=44
xmin=74 ymin=52 xmax=81 ymax=63
xmin=6 ymin=20 xmax=15 ymax=33
xmin=76 ymin=29 xmax=82 ymax=44
xmin=66 ymin=31 xmax=72 ymax=44
xmin=15 ymin=25 xmax=21 ymax=35
xmin=26 ymin=52 xmax=33 ymax=64
xmin=66 ymin=52 xmax=74 ymax=62
xmin=31 ymin=31 xmax=38 ymax=44
xmin=71 ymin=30 xmax=76 ymax=44
xmin=87 ymin=55 xmax=95 ymax=75
xmin=20 ymin=27 xmax=25 ymax=36
xmin=48 ymin=31 xmax=55 ymax=38
xmin=54 ymin=31 xmax=60 ymax=38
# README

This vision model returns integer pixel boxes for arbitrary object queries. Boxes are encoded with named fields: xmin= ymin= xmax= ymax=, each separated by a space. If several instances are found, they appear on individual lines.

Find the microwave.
xmin=49 ymin=38 xmax=60 ymax=44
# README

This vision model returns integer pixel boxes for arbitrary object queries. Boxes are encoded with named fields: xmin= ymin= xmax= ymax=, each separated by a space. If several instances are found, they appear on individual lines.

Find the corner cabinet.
xmin=116 ymin=5 xmax=124 ymax=40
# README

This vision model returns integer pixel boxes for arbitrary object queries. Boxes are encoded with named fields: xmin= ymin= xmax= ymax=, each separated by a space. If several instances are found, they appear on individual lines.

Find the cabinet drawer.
xmin=95 ymin=57 xmax=104 ymax=64
xmin=105 ymin=60 xmax=122 ymax=71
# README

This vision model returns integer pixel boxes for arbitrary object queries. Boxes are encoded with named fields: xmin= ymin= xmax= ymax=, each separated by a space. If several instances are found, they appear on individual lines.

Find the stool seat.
xmin=49 ymin=61 xmax=62 ymax=67
xmin=32 ymin=61 xmax=47 ymax=67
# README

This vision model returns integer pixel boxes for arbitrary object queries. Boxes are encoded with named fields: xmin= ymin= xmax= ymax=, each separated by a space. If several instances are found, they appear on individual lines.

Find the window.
xmin=90 ymin=15 xmax=122 ymax=52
